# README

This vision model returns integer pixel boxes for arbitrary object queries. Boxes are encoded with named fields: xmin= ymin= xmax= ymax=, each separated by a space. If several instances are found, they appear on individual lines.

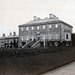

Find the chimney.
xmin=45 ymin=17 xmax=48 ymax=19
xmin=37 ymin=17 xmax=41 ymax=20
xmin=34 ymin=16 xmax=37 ymax=21
xmin=49 ymin=14 xmax=59 ymax=20
xmin=49 ymin=14 xmax=54 ymax=18
xmin=13 ymin=31 xmax=16 ymax=36
xmin=3 ymin=33 xmax=5 ymax=37
xmin=10 ymin=32 xmax=12 ymax=36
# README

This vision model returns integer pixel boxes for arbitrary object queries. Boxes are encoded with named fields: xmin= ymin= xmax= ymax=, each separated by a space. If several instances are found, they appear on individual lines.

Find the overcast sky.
xmin=0 ymin=0 xmax=75 ymax=37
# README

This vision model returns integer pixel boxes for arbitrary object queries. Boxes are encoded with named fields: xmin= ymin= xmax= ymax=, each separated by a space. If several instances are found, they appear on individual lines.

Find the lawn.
xmin=0 ymin=47 xmax=75 ymax=75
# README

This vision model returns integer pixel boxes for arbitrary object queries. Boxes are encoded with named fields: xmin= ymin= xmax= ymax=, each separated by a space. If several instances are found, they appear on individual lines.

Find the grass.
xmin=0 ymin=46 xmax=75 ymax=75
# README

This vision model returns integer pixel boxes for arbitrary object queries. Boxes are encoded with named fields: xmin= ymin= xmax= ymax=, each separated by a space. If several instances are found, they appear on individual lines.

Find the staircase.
xmin=31 ymin=40 xmax=40 ymax=48
xmin=22 ymin=41 xmax=31 ymax=48
xmin=27 ymin=41 xmax=36 ymax=48
xmin=22 ymin=40 xmax=36 ymax=48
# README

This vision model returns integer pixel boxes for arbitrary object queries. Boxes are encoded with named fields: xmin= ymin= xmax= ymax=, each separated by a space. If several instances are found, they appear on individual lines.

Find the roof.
xmin=5 ymin=35 xmax=19 ymax=39
xmin=0 ymin=35 xmax=19 ymax=40
xmin=0 ymin=37 xmax=5 ymax=40
xmin=19 ymin=19 xmax=60 ymax=26
xmin=19 ymin=16 xmax=73 ymax=28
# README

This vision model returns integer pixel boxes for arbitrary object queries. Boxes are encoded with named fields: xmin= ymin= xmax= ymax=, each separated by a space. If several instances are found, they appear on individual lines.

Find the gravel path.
xmin=42 ymin=62 xmax=75 ymax=75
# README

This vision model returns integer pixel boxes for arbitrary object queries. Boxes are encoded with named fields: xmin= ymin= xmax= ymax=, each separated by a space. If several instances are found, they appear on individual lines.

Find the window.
xmin=55 ymin=24 xmax=58 ymax=28
xmin=32 ymin=36 xmax=34 ymax=41
xmin=37 ymin=26 xmax=39 ymax=30
xmin=26 ymin=27 xmax=28 ymax=30
xmin=43 ymin=25 xmax=45 ymax=29
xmin=21 ymin=27 xmax=23 ymax=31
xmin=26 ymin=36 xmax=28 ymax=40
xmin=56 ymin=34 xmax=59 ymax=39
xmin=42 ymin=35 xmax=45 ymax=40
xmin=66 ymin=34 xmax=68 ymax=39
xmin=49 ymin=34 xmax=51 ymax=39
xmin=21 ymin=36 xmax=24 ymax=41
xmin=32 ymin=27 xmax=34 ymax=30
xmin=49 ymin=25 xmax=51 ymax=28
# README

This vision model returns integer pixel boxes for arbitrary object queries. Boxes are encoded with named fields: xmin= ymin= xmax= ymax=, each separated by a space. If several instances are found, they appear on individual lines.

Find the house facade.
xmin=19 ymin=14 xmax=72 ymax=47
xmin=0 ymin=32 xmax=19 ymax=48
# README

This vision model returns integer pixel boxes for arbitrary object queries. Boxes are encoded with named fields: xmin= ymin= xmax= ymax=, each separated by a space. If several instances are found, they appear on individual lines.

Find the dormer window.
xmin=43 ymin=25 xmax=45 ymax=29
xmin=55 ymin=24 xmax=58 ymax=28
xmin=26 ymin=27 xmax=28 ymax=30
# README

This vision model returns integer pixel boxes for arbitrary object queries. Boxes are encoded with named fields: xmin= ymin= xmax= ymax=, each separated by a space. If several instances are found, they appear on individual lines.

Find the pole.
xmin=44 ymin=35 xmax=45 ymax=48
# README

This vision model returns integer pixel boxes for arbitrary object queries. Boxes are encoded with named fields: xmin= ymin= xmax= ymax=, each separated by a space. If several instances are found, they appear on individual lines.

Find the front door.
xmin=38 ymin=36 xmax=40 ymax=40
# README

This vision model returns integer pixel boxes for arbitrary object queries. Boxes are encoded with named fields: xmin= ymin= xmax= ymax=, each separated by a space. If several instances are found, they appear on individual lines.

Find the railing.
xmin=31 ymin=40 xmax=40 ymax=48
xmin=22 ymin=41 xmax=31 ymax=48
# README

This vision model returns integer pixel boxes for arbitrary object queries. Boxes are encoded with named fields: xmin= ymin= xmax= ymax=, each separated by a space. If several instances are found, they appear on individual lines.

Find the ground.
xmin=42 ymin=62 xmax=75 ymax=75
xmin=0 ymin=47 xmax=75 ymax=75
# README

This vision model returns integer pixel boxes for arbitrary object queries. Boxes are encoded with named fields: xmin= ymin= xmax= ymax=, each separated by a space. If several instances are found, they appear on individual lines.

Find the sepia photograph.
xmin=0 ymin=0 xmax=75 ymax=75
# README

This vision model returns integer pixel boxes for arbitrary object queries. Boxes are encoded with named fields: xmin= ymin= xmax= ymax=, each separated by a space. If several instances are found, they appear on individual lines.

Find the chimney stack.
xmin=3 ymin=33 xmax=5 ymax=37
xmin=13 ymin=31 xmax=16 ymax=36
xmin=34 ymin=16 xmax=37 ymax=21
xmin=49 ymin=14 xmax=54 ymax=18
xmin=49 ymin=13 xmax=59 ymax=20
xmin=10 ymin=32 xmax=12 ymax=36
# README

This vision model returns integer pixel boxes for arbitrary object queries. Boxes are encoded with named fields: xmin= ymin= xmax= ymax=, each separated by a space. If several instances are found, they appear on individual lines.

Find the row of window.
xmin=21 ymin=34 xmax=69 ymax=41
xmin=21 ymin=24 xmax=58 ymax=31
xmin=21 ymin=34 xmax=59 ymax=41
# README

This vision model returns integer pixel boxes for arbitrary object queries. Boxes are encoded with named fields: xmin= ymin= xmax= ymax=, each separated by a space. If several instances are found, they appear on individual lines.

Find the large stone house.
xmin=19 ymin=14 xmax=73 ymax=48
